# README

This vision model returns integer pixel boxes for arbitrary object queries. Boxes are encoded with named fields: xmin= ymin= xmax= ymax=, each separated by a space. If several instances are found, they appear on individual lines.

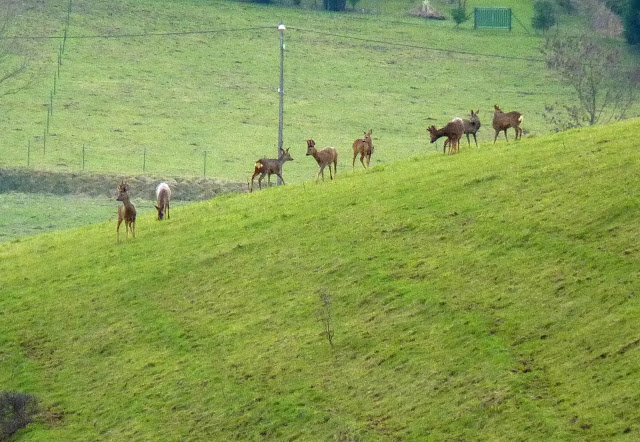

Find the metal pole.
xmin=277 ymin=23 xmax=285 ymax=185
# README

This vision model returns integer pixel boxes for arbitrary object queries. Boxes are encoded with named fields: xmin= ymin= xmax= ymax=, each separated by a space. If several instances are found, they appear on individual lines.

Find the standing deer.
xmin=250 ymin=148 xmax=293 ymax=192
xmin=493 ymin=105 xmax=524 ymax=143
xmin=154 ymin=182 xmax=171 ymax=221
xmin=352 ymin=129 xmax=374 ymax=169
xmin=116 ymin=181 xmax=136 ymax=242
xmin=306 ymin=139 xmax=338 ymax=182
xmin=428 ymin=118 xmax=464 ymax=155
xmin=444 ymin=110 xmax=482 ymax=151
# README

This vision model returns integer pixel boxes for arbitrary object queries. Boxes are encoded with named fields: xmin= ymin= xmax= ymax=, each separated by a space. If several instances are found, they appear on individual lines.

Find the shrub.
xmin=0 ymin=392 xmax=38 ymax=440
xmin=532 ymin=0 xmax=557 ymax=32
xmin=624 ymin=0 xmax=640 ymax=45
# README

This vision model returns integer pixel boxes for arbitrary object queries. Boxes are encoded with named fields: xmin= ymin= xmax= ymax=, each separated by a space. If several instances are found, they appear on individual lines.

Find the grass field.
xmin=1 ymin=117 xmax=639 ymax=440
xmin=3 ymin=0 xmax=634 ymax=184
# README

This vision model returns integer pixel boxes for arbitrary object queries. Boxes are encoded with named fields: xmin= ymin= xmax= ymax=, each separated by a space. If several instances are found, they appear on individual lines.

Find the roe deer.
xmin=428 ymin=118 xmax=464 ymax=155
xmin=306 ymin=139 xmax=338 ymax=182
xmin=250 ymin=148 xmax=293 ymax=192
xmin=493 ymin=105 xmax=524 ymax=143
xmin=155 ymin=182 xmax=171 ymax=221
xmin=444 ymin=110 xmax=481 ymax=151
xmin=116 ymin=181 xmax=136 ymax=242
xmin=352 ymin=129 xmax=374 ymax=169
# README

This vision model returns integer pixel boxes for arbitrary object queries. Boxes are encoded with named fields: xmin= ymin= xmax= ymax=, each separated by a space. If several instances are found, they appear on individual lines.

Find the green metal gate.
xmin=474 ymin=8 xmax=512 ymax=31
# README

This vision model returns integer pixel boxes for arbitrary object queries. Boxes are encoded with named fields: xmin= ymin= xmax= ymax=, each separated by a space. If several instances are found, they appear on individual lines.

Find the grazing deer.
xmin=250 ymin=148 xmax=293 ymax=192
xmin=428 ymin=118 xmax=464 ymax=155
xmin=493 ymin=105 xmax=524 ymax=143
xmin=352 ymin=129 xmax=374 ymax=169
xmin=116 ymin=181 xmax=136 ymax=242
xmin=306 ymin=139 xmax=338 ymax=182
xmin=154 ymin=182 xmax=171 ymax=221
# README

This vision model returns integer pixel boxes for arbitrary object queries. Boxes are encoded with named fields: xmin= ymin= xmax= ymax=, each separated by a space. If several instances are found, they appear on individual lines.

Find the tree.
xmin=324 ymin=0 xmax=347 ymax=12
xmin=624 ymin=0 xmax=640 ymax=45
xmin=451 ymin=0 xmax=469 ymax=27
xmin=542 ymin=34 xmax=640 ymax=128
xmin=532 ymin=0 xmax=557 ymax=32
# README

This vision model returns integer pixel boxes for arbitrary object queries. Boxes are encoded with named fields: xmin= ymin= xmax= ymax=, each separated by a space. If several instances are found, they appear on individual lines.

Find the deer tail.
xmin=518 ymin=115 xmax=524 ymax=123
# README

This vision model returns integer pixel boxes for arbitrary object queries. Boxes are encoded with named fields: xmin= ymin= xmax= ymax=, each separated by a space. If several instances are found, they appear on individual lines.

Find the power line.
xmin=8 ymin=26 xmax=275 ymax=40
xmin=289 ymin=27 xmax=545 ymax=64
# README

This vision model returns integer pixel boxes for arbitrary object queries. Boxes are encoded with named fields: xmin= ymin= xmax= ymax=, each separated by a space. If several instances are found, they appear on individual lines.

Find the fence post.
xmin=43 ymin=129 xmax=46 ymax=155
xmin=203 ymin=151 xmax=207 ymax=177
xmin=82 ymin=144 xmax=85 ymax=170
xmin=27 ymin=140 xmax=30 ymax=167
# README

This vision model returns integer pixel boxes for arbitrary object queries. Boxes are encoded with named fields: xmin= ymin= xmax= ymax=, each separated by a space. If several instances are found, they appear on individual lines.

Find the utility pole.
xmin=277 ymin=22 xmax=286 ymax=185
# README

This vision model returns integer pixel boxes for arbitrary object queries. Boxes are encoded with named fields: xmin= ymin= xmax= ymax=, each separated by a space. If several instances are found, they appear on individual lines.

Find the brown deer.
xmin=116 ymin=181 xmax=136 ymax=242
xmin=154 ymin=182 xmax=171 ymax=221
xmin=352 ymin=129 xmax=374 ymax=169
xmin=493 ymin=105 xmax=524 ymax=143
xmin=428 ymin=118 xmax=464 ymax=155
xmin=250 ymin=148 xmax=293 ymax=192
xmin=306 ymin=139 xmax=338 ymax=182
xmin=444 ymin=110 xmax=481 ymax=151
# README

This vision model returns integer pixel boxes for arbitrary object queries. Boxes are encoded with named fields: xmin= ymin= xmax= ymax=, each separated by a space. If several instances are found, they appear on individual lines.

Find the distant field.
xmin=0 ymin=192 xmax=192 ymax=243
xmin=3 ymin=0 xmax=632 ymax=184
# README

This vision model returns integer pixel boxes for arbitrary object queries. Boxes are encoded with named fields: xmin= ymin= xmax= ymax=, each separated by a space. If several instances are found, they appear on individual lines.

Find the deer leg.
xmin=258 ymin=174 xmax=264 ymax=190
xmin=132 ymin=221 xmax=136 ymax=239
xmin=493 ymin=130 xmax=499 ymax=144
xmin=366 ymin=154 xmax=371 ymax=168
xmin=352 ymin=152 xmax=357 ymax=170
xmin=166 ymin=203 xmax=170 ymax=220
xmin=473 ymin=133 xmax=478 ymax=147
xmin=360 ymin=154 xmax=366 ymax=169
xmin=466 ymin=133 xmax=471 ymax=147
xmin=503 ymin=129 xmax=508 ymax=142
xmin=276 ymin=173 xmax=285 ymax=185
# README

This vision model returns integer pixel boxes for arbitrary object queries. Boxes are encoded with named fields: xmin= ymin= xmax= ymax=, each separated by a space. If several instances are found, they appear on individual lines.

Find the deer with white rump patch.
xmin=352 ymin=129 xmax=374 ymax=169
xmin=154 ymin=182 xmax=171 ymax=221
xmin=249 ymin=148 xmax=293 ymax=192
xmin=428 ymin=118 xmax=465 ymax=155
xmin=306 ymin=139 xmax=338 ymax=182
xmin=492 ymin=105 xmax=524 ymax=143
xmin=116 ymin=180 xmax=136 ymax=242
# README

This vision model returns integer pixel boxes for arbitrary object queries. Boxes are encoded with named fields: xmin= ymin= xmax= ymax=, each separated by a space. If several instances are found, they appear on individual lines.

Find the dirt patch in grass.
xmin=0 ymin=168 xmax=248 ymax=201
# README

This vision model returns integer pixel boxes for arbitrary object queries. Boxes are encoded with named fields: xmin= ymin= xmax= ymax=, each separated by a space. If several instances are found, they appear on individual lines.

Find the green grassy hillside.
xmin=3 ymin=0 xmax=633 ymax=184
xmin=1 ymin=118 xmax=639 ymax=440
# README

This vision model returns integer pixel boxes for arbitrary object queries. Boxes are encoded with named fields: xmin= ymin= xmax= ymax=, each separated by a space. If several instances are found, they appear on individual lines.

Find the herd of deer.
xmin=115 ymin=105 xmax=523 ymax=241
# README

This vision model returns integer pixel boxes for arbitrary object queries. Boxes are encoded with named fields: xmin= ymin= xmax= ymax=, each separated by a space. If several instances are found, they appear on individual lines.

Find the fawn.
xmin=493 ymin=105 xmax=524 ymax=143
xmin=352 ymin=129 xmax=374 ymax=169
xmin=250 ymin=148 xmax=293 ymax=192
xmin=116 ymin=181 xmax=136 ymax=242
xmin=306 ymin=139 xmax=338 ymax=182
xmin=155 ymin=182 xmax=171 ymax=221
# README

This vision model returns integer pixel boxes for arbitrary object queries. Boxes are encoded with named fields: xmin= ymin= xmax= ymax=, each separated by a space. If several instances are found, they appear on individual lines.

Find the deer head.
xmin=116 ymin=181 xmax=130 ymax=201
xmin=306 ymin=139 xmax=316 ymax=156
xmin=279 ymin=148 xmax=293 ymax=162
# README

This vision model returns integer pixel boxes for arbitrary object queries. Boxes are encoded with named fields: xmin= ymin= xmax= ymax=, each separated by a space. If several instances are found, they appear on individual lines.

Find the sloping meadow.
xmin=1 ymin=119 xmax=639 ymax=439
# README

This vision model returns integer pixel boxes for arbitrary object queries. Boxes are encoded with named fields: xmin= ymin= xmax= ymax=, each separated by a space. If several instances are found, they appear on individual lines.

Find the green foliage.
xmin=347 ymin=0 xmax=361 ymax=10
xmin=451 ymin=7 xmax=468 ymax=26
xmin=532 ymin=0 xmax=557 ymax=31
xmin=2 ymin=119 xmax=640 ymax=440
xmin=324 ymin=0 xmax=346 ymax=11
xmin=625 ymin=0 xmax=640 ymax=45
